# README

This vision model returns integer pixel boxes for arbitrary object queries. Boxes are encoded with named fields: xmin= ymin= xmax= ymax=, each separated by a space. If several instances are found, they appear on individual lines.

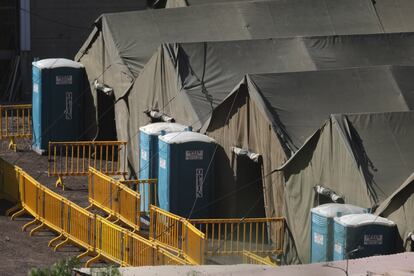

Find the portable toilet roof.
xmin=159 ymin=132 xmax=216 ymax=144
xmin=335 ymin=214 xmax=396 ymax=227
xmin=32 ymin=58 xmax=84 ymax=69
xmin=311 ymin=204 xmax=367 ymax=218
xmin=139 ymin=122 xmax=187 ymax=135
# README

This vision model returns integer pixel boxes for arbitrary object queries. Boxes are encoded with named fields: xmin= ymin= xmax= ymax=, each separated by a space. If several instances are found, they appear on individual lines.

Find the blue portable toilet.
xmin=138 ymin=122 xmax=187 ymax=213
xmin=310 ymin=204 xmax=366 ymax=263
xmin=32 ymin=58 xmax=85 ymax=154
xmin=158 ymin=131 xmax=215 ymax=218
xmin=333 ymin=214 xmax=396 ymax=260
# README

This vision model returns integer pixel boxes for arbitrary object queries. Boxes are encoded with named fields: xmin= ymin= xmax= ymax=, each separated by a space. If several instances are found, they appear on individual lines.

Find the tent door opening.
xmin=233 ymin=149 xmax=266 ymax=218
xmin=96 ymin=88 xmax=116 ymax=140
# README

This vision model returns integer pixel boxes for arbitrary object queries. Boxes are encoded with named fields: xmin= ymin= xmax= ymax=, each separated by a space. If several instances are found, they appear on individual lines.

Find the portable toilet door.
xmin=310 ymin=203 xmax=366 ymax=263
xmin=138 ymin=122 xmax=187 ymax=213
xmin=158 ymin=131 xmax=215 ymax=218
xmin=333 ymin=214 xmax=396 ymax=260
xmin=32 ymin=58 xmax=85 ymax=154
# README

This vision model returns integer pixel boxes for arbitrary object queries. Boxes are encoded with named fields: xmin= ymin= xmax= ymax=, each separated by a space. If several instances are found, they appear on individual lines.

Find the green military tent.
xmin=75 ymin=0 xmax=388 ymax=159
xmin=164 ymin=0 xmax=414 ymax=26
xmin=280 ymin=110 xmax=414 ymax=263
xmin=375 ymin=173 xmax=414 ymax=251
xmin=129 ymin=35 xmax=414 ymax=216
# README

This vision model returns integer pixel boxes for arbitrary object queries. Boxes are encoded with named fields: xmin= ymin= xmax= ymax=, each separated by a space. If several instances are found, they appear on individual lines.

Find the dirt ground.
xmin=0 ymin=201 xmax=79 ymax=276
xmin=0 ymin=140 xmax=91 ymax=275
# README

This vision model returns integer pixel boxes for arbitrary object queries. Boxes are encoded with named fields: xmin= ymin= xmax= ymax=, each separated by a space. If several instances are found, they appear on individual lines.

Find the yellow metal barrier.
xmin=17 ymin=169 xmax=95 ymax=251
xmin=48 ymin=141 xmax=127 ymax=189
xmin=242 ymin=250 xmax=277 ymax=266
xmin=121 ymin=179 xmax=157 ymax=216
xmin=190 ymin=217 xmax=284 ymax=256
xmin=0 ymin=104 xmax=32 ymax=150
xmin=0 ymin=158 xmax=20 ymax=204
xmin=150 ymin=205 xmax=205 ymax=264
xmin=9 ymin=166 xmax=189 ymax=267
xmin=89 ymin=167 xmax=140 ymax=232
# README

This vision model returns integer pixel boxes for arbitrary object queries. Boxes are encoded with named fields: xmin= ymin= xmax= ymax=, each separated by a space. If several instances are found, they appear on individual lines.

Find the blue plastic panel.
xmin=32 ymin=66 xmax=42 ymax=151
xmin=333 ymin=222 xmax=396 ymax=260
xmin=311 ymin=213 xmax=331 ymax=263
xmin=157 ymin=137 xmax=214 ymax=218
xmin=31 ymin=63 xmax=84 ymax=153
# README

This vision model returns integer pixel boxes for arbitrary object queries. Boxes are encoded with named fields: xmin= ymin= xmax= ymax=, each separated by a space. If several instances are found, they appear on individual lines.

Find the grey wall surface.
xmin=30 ymin=0 xmax=147 ymax=59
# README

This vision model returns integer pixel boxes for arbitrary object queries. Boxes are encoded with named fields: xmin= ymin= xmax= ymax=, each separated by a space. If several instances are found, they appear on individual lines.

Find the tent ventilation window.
xmin=145 ymin=109 xmax=175 ymax=123
xmin=315 ymin=185 xmax=344 ymax=204
xmin=231 ymin=146 xmax=261 ymax=162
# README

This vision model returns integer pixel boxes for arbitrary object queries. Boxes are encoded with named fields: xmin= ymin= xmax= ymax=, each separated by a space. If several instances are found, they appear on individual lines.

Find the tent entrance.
xmin=233 ymin=147 xmax=266 ymax=218
xmin=96 ymin=88 xmax=116 ymax=140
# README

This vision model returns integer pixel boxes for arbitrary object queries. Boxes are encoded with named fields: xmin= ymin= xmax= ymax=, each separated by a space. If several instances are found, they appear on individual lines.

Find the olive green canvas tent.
xmin=75 ymin=0 xmax=387 ymax=143
xmin=280 ymin=111 xmax=414 ymax=263
xmin=376 ymin=173 xmax=414 ymax=251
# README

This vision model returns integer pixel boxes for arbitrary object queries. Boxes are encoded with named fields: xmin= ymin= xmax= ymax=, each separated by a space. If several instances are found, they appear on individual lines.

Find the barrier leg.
xmin=29 ymin=222 xmax=45 ymax=236
xmin=55 ymin=176 xmax=64 ymax=191
xmin=48 ymin=233 xmax=64 ymax=247
xmin=22 ymin=218 xmax=38 ymax=231
xmin=54 ymin=237 xmax=70 ymax=252
xmin=6 ymin=204 xmax=21 ymax=216
xmin=77 ymin=250 xmax=91 ymax=260
xmin=85 ymin=253 xmax=102 ymax=267
xmin=8 ymin=138 xmax=16 ymax=152
xmin=11 ymin=208 xmax=26 ymax=220
xmin=85 ymin=204 xmax=94 ymax=211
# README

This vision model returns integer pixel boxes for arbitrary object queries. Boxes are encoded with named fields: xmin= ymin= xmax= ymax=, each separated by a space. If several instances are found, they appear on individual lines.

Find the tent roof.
xmin=77 ymin=0 xmax=387 ymax=79
xmin=166 ymin=33 xmax=414 ymax=131
xmin=206 ymin=65 xmax=414 ymax=153
xmin=376 ymin=172 xmax=414 ymax=215
xmin=281 ymin=111 xmax=414 ymax=203
xmin=331 ymin=111 xmax=414 ymax=202
xmin=281 ymin=111 xmax=414 ymax=263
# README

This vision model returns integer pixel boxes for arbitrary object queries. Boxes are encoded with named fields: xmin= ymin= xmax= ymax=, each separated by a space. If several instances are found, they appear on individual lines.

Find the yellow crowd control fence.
xmin=88 ymin=167 xmax=140 ymax=232
xmin=190 ymin=217 xmax=284 ymax=256
xmin=9 ymin=166 xmax=189 ymax=267
xmin=0 ymin=158 xmax=20 ymax=205
xmin=242 ymin=250 xmax=277 ymax=266
xmin=120 ymin=179 xmax=157 ymax=216
xmin=0 ymin=104 xmax=32 ymax=150
xmin=149 ymin=205 xmax=205 ymax=265
xmin=48 ymin=141 xmax=127 ymax=189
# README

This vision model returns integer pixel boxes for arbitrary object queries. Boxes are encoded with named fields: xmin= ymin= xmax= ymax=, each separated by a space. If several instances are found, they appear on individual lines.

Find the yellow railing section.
xmin=0 ymin=158 xmax=20 ymax=204
xmin=120 ymin=179 xmax=157 ymax=215
xmin=48 ymin=141 xmax=127 ymax=189
xmin=190 ymin=217 xmax=284 ymax=256
xmin=149 ymin=205 xmax=205 ymax=265
xmin=9 ymin=166 xmax=189 ymax=267
xmin=242 ymin=250 xmax=277 ymax=266
xmin=0 ymin=104 xmax=32 ymax=150
xmin=88 ymin=167 xmax=140 ymax=232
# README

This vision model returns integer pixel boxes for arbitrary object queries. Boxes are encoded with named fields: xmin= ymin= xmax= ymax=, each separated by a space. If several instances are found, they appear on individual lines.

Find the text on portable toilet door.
xmin=196 ymin=168 xmax=203 ymax=198
xmin=64 ymin=91 xmax=72 ymax=120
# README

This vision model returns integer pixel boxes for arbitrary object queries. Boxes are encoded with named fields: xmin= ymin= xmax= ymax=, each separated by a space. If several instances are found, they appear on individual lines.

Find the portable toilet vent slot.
xmin=310 ymin=203 xmax=366 ymax=263
xmin=333 ymin=214 xmax=396 ymax=260
xmin=32 ymin=58 xmax=85 ymax=154
xmin=158 ymin=131 xmax=215 ymax=218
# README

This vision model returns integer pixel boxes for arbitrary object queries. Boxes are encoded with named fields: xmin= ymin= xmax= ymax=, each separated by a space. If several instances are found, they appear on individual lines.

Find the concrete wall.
xmin=15 ymin=0 xmax=148 ymax=99
xmin=30 ymin=0 xmax=147 ymax=59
